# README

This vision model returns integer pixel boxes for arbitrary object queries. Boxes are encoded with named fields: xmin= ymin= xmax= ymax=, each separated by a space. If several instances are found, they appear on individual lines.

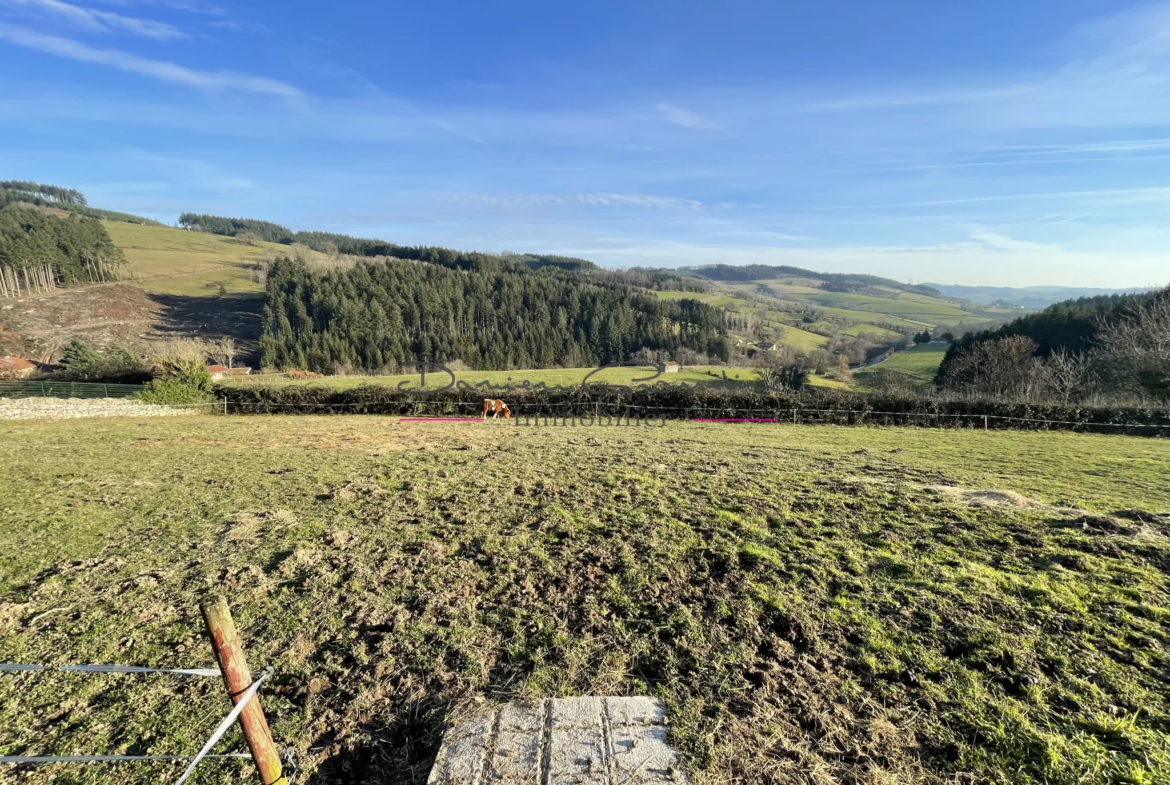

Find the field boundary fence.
xmin=0 ymin=598 xmax=291 ymax=785
xmin=215 ymin=398 xmax=1170 ymax=435
xmin=0 ymin=379 xmax=146 ymax=399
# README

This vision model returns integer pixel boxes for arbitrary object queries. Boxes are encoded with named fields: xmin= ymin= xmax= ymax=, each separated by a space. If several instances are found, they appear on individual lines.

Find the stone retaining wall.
xmin=0 ymin=397 xmax=202 ymax=420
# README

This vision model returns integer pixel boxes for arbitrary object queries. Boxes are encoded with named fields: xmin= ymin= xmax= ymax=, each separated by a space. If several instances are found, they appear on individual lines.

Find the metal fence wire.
xmin=0 ymin=663 xmax=287 ymax=783
xmin=0 ymin=380 xmax=146 ymax=399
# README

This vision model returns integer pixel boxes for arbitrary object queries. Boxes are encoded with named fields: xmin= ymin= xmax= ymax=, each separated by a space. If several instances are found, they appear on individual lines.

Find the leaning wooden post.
xmin=200 ymin=596 xmax=287 ymax=785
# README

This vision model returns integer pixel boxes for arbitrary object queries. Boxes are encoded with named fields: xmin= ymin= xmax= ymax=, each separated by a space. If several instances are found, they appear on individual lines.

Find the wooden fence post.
xmin=200 ymin=596 xmax=287 ymax=785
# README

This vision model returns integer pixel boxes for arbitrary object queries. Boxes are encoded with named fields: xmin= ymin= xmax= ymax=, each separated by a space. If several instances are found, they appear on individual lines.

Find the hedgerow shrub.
xmin=215 ymin=383 xmax=1170 ymax=434
xmin=135 ymin=379 xmax=213 ymax=405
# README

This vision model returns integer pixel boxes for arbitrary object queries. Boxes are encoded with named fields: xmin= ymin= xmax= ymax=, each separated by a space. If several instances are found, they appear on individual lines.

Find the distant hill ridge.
xmin=927 ymin=283 xmax=1155 ymax=310
xmin=670 ymin=264 xmax=942 ymax=297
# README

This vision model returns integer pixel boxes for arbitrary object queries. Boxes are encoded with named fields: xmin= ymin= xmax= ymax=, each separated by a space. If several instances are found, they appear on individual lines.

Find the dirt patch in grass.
xmin=931 ymin=485 xmax=1041 ymax=510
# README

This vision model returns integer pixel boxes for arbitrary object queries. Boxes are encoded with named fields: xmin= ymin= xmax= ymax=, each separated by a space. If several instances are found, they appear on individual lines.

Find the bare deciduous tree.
xmin=210 ymin=336 xmax=238 ymax=369
xmin=755 ymin=353 xmax=809 ymax=390
xmin=866 ymin=369 xmax=918 ymax=397
xmin=1042 ymin=348 xmax=1097 ymax=403
xmin=943 ymin=335 xmax=1043 ymax=399
xmin=1095 ymin=285 xmax=1170 ymax=401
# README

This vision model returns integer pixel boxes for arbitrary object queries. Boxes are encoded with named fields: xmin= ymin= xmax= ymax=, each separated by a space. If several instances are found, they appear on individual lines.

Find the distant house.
xmin=206 ymin=365 xmax=252 ymax=380
xmin=755 ymin=342 xmax=776 ymax=351
xmin=0 ymin=356 xmax=37 ymax=379
xmin=660 ymin=361 xmax=680 ymax=374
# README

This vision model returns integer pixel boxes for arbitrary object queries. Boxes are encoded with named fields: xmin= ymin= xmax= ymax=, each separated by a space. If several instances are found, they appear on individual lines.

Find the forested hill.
xmin=936 ymin=292 xmax=1147 ymax=383
xmin=260 ymin=255 xmax=729 ymax=373
xmin=674 ymin=264 xmax=942 ymax=297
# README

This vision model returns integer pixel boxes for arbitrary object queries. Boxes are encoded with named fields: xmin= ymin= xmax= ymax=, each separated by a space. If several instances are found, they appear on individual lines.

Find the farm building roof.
xmin=0 ymin=356 xmax=36 ymax=372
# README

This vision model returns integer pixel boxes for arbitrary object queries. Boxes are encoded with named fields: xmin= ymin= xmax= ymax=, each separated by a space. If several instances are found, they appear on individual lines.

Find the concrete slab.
xmin=426 ymin=697 xmax=690 ymax=785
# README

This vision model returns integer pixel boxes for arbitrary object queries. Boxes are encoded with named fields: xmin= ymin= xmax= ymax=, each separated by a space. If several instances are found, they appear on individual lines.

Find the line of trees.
xmin=259 ymin=255 xmax=730 ymax=373
xmin=0 ymin=204 xmax=125 ymax=297
xmin=0 ymin=180 xmax=86 ymax=206
xmin=177 ymin=213 xmax=295 ymax=243
xmin=1 ymin=181 xmax=159 ymax=225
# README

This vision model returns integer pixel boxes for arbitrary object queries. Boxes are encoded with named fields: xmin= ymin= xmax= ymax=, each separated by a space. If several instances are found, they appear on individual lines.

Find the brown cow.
xmin=481 ymin=399 xmax=511 ymax=419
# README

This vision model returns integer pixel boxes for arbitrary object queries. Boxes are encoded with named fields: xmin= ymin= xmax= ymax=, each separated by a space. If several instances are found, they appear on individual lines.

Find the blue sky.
xmin=2 ymin=0 xmax=1169 ymax=286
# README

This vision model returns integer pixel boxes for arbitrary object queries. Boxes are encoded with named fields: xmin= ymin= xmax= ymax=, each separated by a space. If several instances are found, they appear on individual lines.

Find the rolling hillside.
xmin=651 ymin=266 xmax=1012 ymax=360
xmin=0 ymin=187 xmax=1020 ymax=375
xmin=0 ymin=221 xmax=328 ymax=362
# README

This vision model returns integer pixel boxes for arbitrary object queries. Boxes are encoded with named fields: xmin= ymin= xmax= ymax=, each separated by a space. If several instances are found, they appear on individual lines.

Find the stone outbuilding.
xmin=207 ymin=365 xmax=252 ymax=380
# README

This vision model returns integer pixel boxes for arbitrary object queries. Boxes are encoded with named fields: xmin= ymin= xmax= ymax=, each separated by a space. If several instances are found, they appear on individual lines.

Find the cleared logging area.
xmin=1 ymin=418 xmax=1168 ymax=784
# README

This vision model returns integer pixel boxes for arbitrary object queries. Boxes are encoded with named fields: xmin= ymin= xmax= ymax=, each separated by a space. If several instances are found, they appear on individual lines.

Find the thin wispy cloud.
xmin=654 ymin=102 xmax=709 ymax=129
xmin=88 ymin=0 xmax=222 ymax=15
xmin=208 ymin=19 xmax=267 ymax=34
xmin=858 ymin=153 xmax=1170 ymax=173
xmin=459 ymin=192 xmax=706 ymax=211
xmin=977 ymin=139 xmax=1170 ymax=157
xmin=2 ymin=0 xmax=184 ymax=39
xmin=803 ymin=2 xmax=1170 ymax=130
xmin=806 ymin=187 xmax=1170 ymax=212
xmin=0 ymin=24 xmax=304 ymax=99
xmin=969 ymin=230 xmax=1062 ymax=253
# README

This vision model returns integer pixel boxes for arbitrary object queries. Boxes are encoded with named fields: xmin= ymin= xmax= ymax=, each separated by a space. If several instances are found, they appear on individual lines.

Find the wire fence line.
xmin=172 ymin=670 xmax=271 ymax=785
xmin=212 ymin=399 xmax=1170 ymax=433
xmin=0 ymin=380 xmax=146 ymax=399
xmin=0 ymin=663 xmax=225 ymax=677
xmin=0 ymin=754 xmax=251 ymax=763
xmin=0 ymin=662 xmax=283 ymax=782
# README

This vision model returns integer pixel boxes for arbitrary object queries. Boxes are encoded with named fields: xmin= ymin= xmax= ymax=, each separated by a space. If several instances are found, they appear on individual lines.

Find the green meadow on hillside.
xmin=105 ymin=222 xmax=326 ymax=298
xmin=856 ymin=343 xmax=951 ymax=383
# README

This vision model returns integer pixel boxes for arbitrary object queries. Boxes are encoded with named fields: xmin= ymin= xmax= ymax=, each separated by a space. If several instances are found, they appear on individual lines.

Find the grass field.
xmin=757 ymin=282 xmax=982 ymax=322
xmin=105 ymin=223 xmax=326 ymax=298
xmin=223 ymin=365 xmax=847 ymax=392
xmin=857 ymin=344 xmax=951 ymax=383
xmin=2 ymin=417 xmax=1168 ymax=784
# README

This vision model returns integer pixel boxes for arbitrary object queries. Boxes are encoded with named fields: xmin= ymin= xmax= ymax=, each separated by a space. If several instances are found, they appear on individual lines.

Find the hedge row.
xmin=215 ymin=383 xmax=1170 ymax=435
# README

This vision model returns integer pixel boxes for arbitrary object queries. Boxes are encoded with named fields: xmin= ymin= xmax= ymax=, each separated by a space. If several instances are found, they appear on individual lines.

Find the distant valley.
xmin=926 ymin=283 xmax=1155 ymax=310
